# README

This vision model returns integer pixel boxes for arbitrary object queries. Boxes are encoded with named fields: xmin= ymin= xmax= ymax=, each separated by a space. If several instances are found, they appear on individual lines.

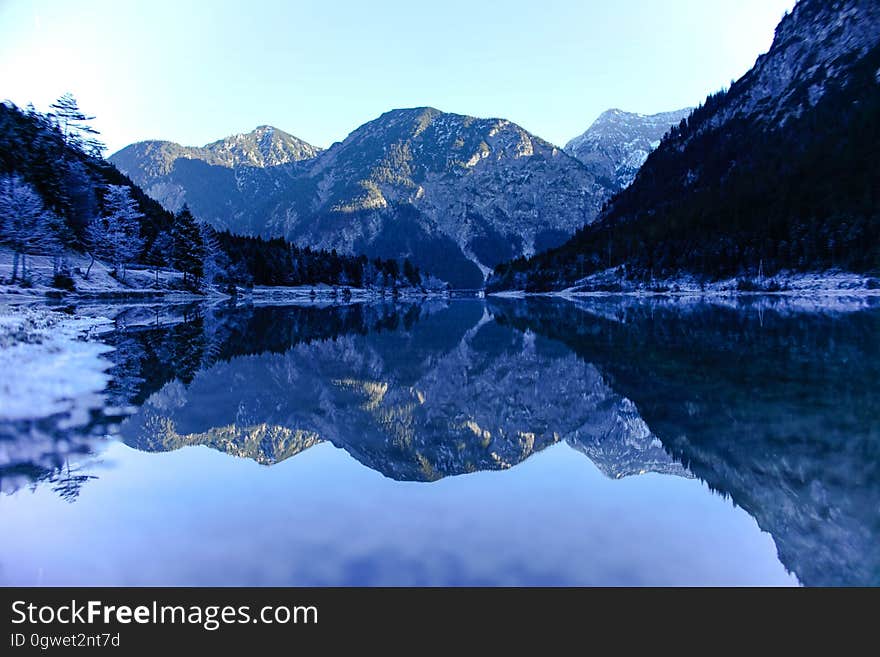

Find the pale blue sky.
xmin=0 ymin=0 xmax=795 ymax=154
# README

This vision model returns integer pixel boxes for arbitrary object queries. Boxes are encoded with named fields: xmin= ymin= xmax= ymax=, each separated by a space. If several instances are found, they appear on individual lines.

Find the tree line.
xmin=213 ymin=231 xmax=424 ymax=290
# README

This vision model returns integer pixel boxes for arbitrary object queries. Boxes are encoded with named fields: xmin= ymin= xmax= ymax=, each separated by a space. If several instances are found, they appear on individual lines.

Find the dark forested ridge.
xmin=0 ymin=100 xmax=174 ymax=247
xmin=214 ymin=231 xmax=427 ymax=289
xmin=0 ymin=101 xmax=432 ymax=293
xmin=489 ymin=0 xmax=880 ymax=292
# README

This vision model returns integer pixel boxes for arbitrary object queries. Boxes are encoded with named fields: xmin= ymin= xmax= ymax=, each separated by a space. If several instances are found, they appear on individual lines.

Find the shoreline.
xmin=490 ymin=288 xmax=880 ymax=299
xmin=5 ymin=284 xmax=880 ymax=305
xmin=0 ymin=248 xmax=447 ymax=304
xmin=0 ymin=284 xmax=452 ymax=305
xmin=489 ymin=270 xmax=880 ymax=300
xmin=0 ymin=305 xmax=116 ymax=425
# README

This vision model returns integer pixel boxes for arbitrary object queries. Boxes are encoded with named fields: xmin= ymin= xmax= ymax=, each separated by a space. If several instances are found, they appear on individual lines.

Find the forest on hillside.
xmin=489 ymin=43 xmax=880 ymax=292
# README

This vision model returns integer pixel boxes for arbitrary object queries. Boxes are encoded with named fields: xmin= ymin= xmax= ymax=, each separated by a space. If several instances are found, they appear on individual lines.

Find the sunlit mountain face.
xmin=1 ymin=297 xmax=877 ymax=585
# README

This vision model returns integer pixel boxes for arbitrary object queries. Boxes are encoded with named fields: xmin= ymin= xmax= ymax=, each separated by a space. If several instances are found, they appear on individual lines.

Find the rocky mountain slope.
xmin=564 ymin=108 xmax=692 ymax=192
xmin=110 ymin=125 xmax=321 ymax=229
xmin=112 ymin=108 xmax=608 ymax=288
xmin=111 ymin=125 xmax=320 ymax=177
xmin=490 ymin=0 xmax=880 ymax=292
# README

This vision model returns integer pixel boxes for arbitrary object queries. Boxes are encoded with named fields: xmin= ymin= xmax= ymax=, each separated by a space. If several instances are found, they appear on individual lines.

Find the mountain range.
xmin=104 ymin=0 xmax=880 ymax=293
xmin=110 ymin=107 xmax=687 ymax=287
xmin=490 ymin=0 xmax=880 ymax=291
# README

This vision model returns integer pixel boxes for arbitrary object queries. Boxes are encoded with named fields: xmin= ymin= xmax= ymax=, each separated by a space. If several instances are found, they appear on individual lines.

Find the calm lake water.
xmin=1 ymin=296 xmax=878 ymax=586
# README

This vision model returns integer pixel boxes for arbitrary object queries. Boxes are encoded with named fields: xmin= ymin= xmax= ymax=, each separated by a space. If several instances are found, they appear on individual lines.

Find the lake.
xmin=1 ymin=296 xmax=878 ymax=586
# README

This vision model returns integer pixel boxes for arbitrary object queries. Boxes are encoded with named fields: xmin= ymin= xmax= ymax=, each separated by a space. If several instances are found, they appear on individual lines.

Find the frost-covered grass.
xmin=0 ymin=304 xmax=114 ymax=424
xmin=0 ymin=247 xmax=448 ymax=302
xmin=0 ymin=246 xmax=192 ymax=298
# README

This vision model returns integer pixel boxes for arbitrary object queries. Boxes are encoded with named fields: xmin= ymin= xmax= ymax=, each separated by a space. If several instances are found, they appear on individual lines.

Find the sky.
xmin=0 ymin=0 xmax=796 ymax=154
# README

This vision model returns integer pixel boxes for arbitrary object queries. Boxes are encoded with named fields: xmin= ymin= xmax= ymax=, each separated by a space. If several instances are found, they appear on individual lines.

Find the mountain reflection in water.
xmin=0 ymin=296 xmax=877 ymax=586
xmin=119 ymin=301 xmax=685 ymax=483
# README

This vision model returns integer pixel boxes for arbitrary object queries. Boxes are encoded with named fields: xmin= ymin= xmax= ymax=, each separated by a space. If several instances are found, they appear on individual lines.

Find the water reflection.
xmin=1 ymin=296 xmax=878 ymax=585
xmin=117 ymin=301 xmax=684 ymax=483
xmin=490 ymin=296 xmax=880 ymax=586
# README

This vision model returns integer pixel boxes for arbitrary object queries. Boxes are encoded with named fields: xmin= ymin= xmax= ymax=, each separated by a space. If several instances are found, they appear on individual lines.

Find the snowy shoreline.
xmin=0 ymin=284 xmax=446 ymax=304
xmin=490 ymin=270 xmax=880 ymax=299
xmin=0 ymin=305 xmax=116 ymax=424
xmin=490 ymin=288 xmax=880 ymax=300
xmin=0 ymin=247 xmax=446 ymax=303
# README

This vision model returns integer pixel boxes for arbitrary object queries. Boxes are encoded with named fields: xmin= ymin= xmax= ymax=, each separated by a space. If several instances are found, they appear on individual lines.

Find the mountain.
xmin=564 ymin=108 xmax=692 ymax=192
xmin=111 ymin=125 xmax=320 ymax=175
xmin=111 ymin=108 xmax=609 ymax=288
xmin=109 ymin=125 xmax=321 ymax=226
xmin=489 ymin=0 xmax=880 ymax=292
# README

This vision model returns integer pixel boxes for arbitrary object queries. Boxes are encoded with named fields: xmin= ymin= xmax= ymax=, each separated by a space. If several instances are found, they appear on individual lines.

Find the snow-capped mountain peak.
xmin=564 ymin=107 xmax=692 ymax=191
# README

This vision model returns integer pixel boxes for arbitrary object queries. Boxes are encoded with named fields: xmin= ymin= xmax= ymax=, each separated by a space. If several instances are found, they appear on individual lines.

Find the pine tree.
xmin=145 ymin=232 xmax=174 ymax=287
xmin=382 ymin=259 xmax=399 ymax=287
xmin=171 ymin=205 xmax=204 ymax=288
xmin=49 ymin=93 xmax=105 ymax=157
xmin=403 ymin=258 xmax=421 ymax=287
xmin=198 ymin=221 xmax=229 ymax=289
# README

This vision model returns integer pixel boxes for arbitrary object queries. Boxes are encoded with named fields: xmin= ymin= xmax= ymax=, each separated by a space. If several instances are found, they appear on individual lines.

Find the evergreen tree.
xmin=145 ymin=232 xmax=173 ymax=287
xmin=49 ymin=93 xmax=105 ymax=157
xmin=403 ymin=258 xmax=421 ymax=287
xmin=382 ymin=259 xmax=399 ymax=288
xmin=171 ymin=205 xmax=204 ymax=288
xmin=199 ymin=221 xmax=229 ymax=289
